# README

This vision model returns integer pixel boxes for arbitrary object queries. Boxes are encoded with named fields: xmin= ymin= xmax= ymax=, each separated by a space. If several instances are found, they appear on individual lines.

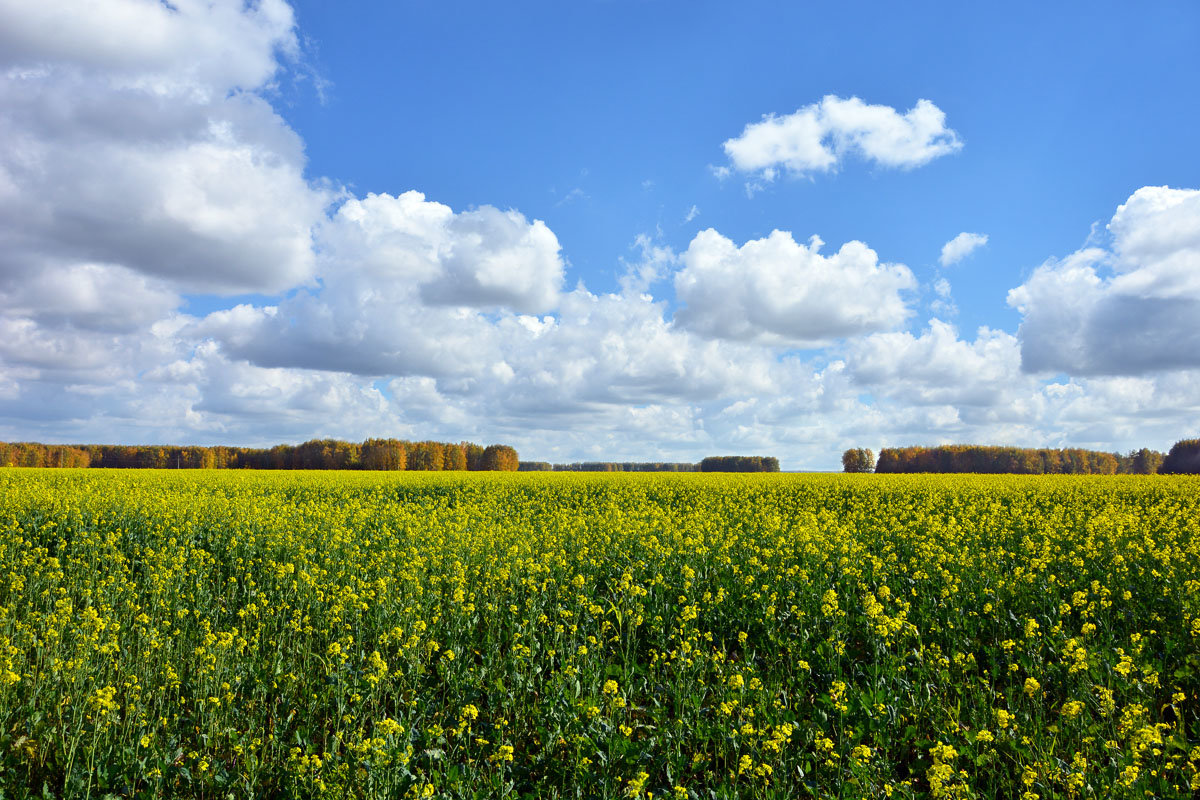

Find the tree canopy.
xmin=841 ymin=448 xmax=875 ymax=473
xmin=1160 ymin=439 xmax=1200 ymax=474
xmin=0 ymin=439 xmax=519 ymax=471
xmin=875 ymin=445 xmax=1124 ymax=474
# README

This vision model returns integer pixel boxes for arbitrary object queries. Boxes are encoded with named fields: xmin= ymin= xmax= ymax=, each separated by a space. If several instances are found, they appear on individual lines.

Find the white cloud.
xmin=940 ymin=232 xmax=988 ymax=267
xmin=848 ymin=319 xmax=1030 ymax=411
xmin=722 ymin=95 xmax=961 ymax=183
xmin=1107 ymin=186 xmax=1200 ymax=297
xmin=328 ymin=192 xmax=564 ymax=313
xmin=1008 ymin=186 xmax=1200 ymax=375
xmin=492 ymin=289 xmax=776 ymax=414
xmin=0 ymin=262 xmax=179 ymax=334
xmin=930 ymin=277 xmax=957 ymax=317
xmin=3 ymin=3 xmax=1199 ymax=469
xmin=195 ymin=191 xmax=564 ymax=377
xmin=0 ymin=2 xmax=329 ymax=295
xmin=0 ymin=0 xmax=298 ymax=97
xmin=618 ymin=234 xmax=677 ymax=295
xmin=674 ymin=228 xmax=916 ymax=344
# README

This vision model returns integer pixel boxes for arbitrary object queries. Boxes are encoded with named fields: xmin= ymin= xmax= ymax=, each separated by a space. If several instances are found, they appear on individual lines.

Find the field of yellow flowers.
xmin=1 ymin=470 xmax=1198 ymax=799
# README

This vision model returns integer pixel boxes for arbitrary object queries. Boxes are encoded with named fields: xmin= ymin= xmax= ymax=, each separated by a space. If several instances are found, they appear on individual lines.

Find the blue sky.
xmin=277 ymin=0 xmax=1199 ymax=330
xmin=1 ymin=0 xmax=1198 ymax=468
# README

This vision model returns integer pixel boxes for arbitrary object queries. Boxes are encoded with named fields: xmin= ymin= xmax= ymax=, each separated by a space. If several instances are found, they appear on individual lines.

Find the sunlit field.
xmin=1 ymin=470 xmax=1198 ymax=799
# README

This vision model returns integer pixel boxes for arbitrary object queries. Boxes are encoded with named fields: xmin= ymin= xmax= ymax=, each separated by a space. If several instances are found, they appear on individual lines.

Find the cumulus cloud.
xmin=493 ymin=289 xmax=775 ymax=414
xmin=195 ymin=191 xmax=564 ymax=377
xmin=0 ymin=0 xmax=298 ymax=96
xmin=674 ymin=228 xmax=916 ymax=344
xmin=848 ymin=319 xmax=1030 ymax=410
xmin=1008 ymin=186 xmax=1200 ymax=375
xmin=940 ymin=232 xmax=988 ymax=267
xmin=834 ymin=318 xmax=1200 ymax=454
xmin=0 ymin=0 xmax=329 ymax=296
xmin=722 ymin=95 xmax=961 ymax=183
xmin=0 ymin=262 xmax=179 ymax=334
xmin=329 ymin=192 xmax=564 ymax=313
xmin=4 ymin=2 xmax=1199 ymax=469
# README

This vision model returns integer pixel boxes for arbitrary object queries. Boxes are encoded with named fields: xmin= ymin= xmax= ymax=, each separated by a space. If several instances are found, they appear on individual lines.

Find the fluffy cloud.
xmin=1008 ymin=186 xmax=1200 ymax=375
xmin=196 ymin=191 xmax=564 ymax=377
xmin=722 ymin=95 xmax=961 ymax=183
xmin=326 ymin=192 xmax=564 ymax=314
xmin=493 ymin=289 xmax=776 ymax=414
xmin=674 ymin=229 xmax=916 ymax=344
xmin=836 ymin=318 xmax=1200 ymax=454
xmin=0 ymin=0 xmax=328 ymax=296
xmin=0 ymin=0 xmax=338 ymax=440
xmin=0 ymin=0 xmax=297 ymax=96
xmin=421 ymin=207 xmax=562 ymax=312
xmin=0 ymin=262 xmax=178 ymax=334
xmin=940 ymin=232 xmax=988 ymax=267
xmin=848 ymin=319 xmax=1032 ymax=410
xmin=3 ymin=2 xmax=1198 ymax=469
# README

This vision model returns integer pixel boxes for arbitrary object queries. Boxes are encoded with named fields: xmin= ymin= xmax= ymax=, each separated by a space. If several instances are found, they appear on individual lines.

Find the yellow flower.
xmin=1060 ymin=700 xmax=1084 ymax=719
xmin=625 ymin=771 xmax=649 ymax=797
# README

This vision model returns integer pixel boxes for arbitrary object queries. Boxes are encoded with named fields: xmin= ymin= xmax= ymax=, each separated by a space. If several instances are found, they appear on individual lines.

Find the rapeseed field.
xmin=1 ymin=470 xmax=1198 ymax=798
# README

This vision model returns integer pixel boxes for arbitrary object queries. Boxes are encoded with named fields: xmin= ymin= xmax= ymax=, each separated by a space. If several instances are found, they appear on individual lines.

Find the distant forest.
xmin=873 ymin=445 xmax=1168 ymax=475
xmin=520 ymin=456 xmax=781 ymax=473
xmin=519 ymin=461 xmax=697 ymax=472
xmin=0 ymin=439 xmax=519 ymax=471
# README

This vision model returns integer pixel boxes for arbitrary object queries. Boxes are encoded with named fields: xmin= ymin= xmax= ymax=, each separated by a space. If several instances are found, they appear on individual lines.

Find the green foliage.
xmin=361 ymin=439 xmax=407 ymax=471
xmin=1161 ymin=439 xmax=1200 ymax=474
xmin=698 ymin=456 xmax=781 ymax=472
xmin=480 ymin=444 xmax=519 ymax=471
xmin=877 ymin=445 xmax=1121 ymax=474
xmin=0 ymin=442 xmax=92 ymax=468
xmin=841 ymin=448 xmax=875 ymax=473
xmin=0 ymin=439 xmax=518 ymax=471
xmin=1115 ymin=448 xmax=1166 ymax=475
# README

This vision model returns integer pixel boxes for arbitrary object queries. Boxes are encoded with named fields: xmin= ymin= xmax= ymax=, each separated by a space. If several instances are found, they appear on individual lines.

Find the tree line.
xmin=519 ymin=461 xmax=699 ymax=472
xmin=1160 ymin=439 xmax=1200 ymax=474
xmin=0 ymin=439 xmax=519 ymax=471
xmin=517 ymin=456 xmax=781 ymax=473
xmin=842 ymin=444 xmax=1183 ymax=474
xmin=698 ymin=456 xmax=780 ymax=473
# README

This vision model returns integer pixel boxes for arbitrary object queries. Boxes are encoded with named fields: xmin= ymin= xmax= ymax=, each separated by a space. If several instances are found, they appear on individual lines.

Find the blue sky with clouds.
xmin=1 ymin=0 xmax=1198 ymax=468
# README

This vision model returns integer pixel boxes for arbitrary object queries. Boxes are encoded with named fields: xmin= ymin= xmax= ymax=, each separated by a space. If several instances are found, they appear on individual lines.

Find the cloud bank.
xmin=1008 ymin=186 xmax=1200 ymax=376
